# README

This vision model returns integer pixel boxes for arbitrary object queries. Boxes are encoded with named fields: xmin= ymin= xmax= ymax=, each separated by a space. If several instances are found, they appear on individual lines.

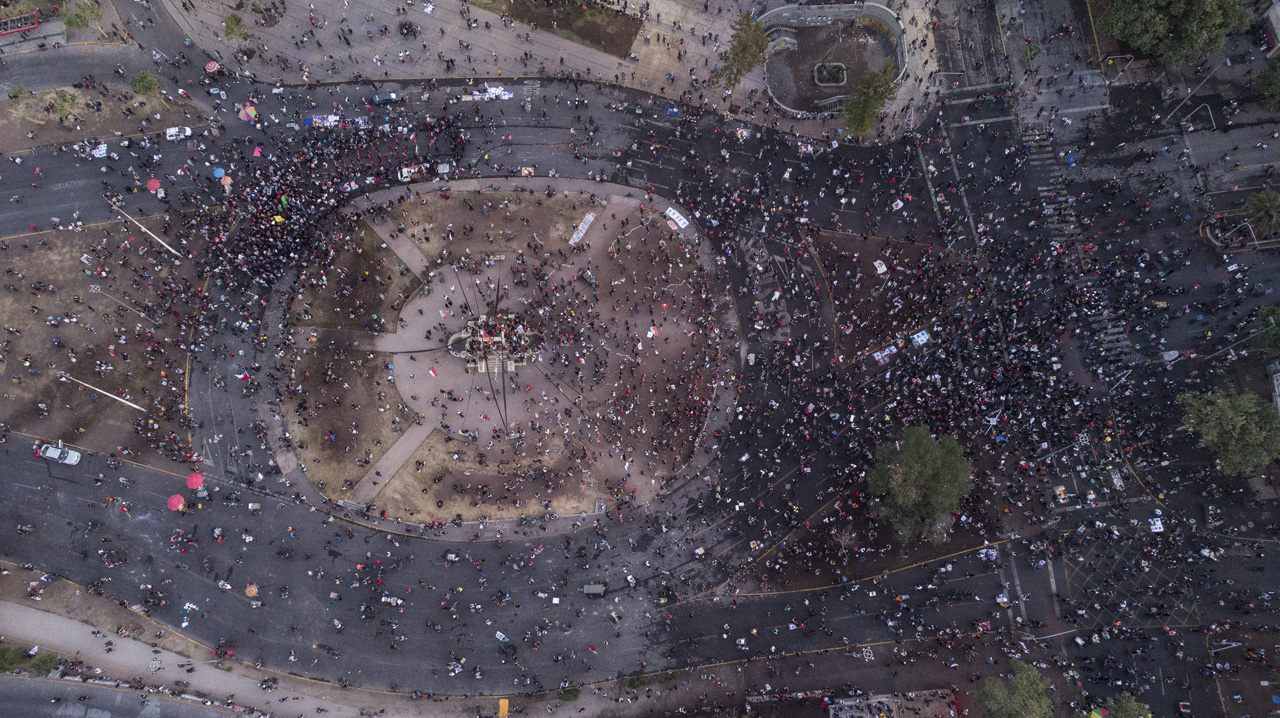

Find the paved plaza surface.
xmin=1 ymin=0 xmax=1280 ymax=715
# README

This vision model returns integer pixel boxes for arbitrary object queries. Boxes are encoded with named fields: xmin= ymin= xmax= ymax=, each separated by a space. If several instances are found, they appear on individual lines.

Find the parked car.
xmin=372 ymin=91 xmax=400 ymax=105
xmin=165 ymin=126 xmax=192 ymax=141
xmin=38 ymin=443 xmax=81 ymax=465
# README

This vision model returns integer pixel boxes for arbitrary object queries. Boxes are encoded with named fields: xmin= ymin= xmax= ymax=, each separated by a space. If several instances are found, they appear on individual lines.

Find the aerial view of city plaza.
xmin=3 ymin=0 xmax=1280 ymax=714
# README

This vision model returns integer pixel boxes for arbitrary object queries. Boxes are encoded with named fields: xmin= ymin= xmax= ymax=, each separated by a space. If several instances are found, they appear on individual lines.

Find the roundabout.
xmin=284 ymin=182 xmax=738 ymax=523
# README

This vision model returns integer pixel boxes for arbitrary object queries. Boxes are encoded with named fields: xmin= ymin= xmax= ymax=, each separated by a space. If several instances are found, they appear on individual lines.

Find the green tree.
xmin=975 ymin=660 xmax=1053 ymax=718
xmin=720 ymin=14 xmax=768 ymax=95
xmin=1094 ymin=693 xmax=1151 ymax=718
xmin=1259 ymin=58 xmax=1280 ymax=114
xmin=62 ymin=1 xmax=105 ymax=37
xmin=866 ymin=425 xmax=972 ymax=543
xmin=1179 ymin=389 xmax=1280 ymax=475
xmin=131 ymin=71 xmax=161 ymax=95
xmin=224 ymin=14 xmax=248 ymax=39
xmin=1102 ymin=0 xmax=1248 ymax=65
xmin=840 ymin=59 xmax=896 ymax=138
xmin=1247 ymin=189 xmax=1280 ymax=236
xmin=52 ymin=89 xmax=78 ymax=119
xmin=1260 ymin=305 xmax=1280 ymax=350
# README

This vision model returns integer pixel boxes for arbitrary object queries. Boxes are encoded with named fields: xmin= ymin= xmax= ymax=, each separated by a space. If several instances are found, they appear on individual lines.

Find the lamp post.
xmin=89 ymin=284 xmax=159 ymax=325
xmin=106 ymin=200 xmax=183 ymax=260
xmin=1219 ymin=220 xmax=1259 ymax=251
xmin=1167 ymin=59 xmax=1227 ymax=124
xmin=57 ymin=372 xmax=148 ymax=412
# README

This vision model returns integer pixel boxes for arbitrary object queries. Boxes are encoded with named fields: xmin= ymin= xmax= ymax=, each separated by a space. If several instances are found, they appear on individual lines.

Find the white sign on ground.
xmin=567 ymin=213 xmax=596 ymax=246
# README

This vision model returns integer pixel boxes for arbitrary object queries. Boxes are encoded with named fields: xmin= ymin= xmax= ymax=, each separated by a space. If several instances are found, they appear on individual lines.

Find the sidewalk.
xmin=0 ymin=599 xmax=345 ymax=717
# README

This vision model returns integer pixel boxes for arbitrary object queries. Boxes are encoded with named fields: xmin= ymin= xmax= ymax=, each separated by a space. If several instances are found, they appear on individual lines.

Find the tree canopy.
xmin=1094 ymin=693 xmax=1152 ymax=718
xmin=62 ymin=1 xmax=104 ymax=36
xmin=975 ymin=660 xmax=1054 ymax=718
xmin=1260 ymin=304 xmax=1280 ymax=351
xmin=1259 ymin=58 xmax=1280 ymax=114
xmin=131 ymin=72 xmax=161 ymax=96
xmin=1179 ymin=389 xmax=1280 ymax=475
xmin=719 ymin=14 xmax=769 ymax=94
xmin=1101 ymin=0 xmax=1248 ymax=65
xmin=1247 ymin=189 xmax=1280 ymax=236
xmin=841 ymin=59 xmax=896 ymax=138
xmin=52 ymin=89 xmax=78 ymax=119
xmin=866 ymin=425 xmax=971 ymax=542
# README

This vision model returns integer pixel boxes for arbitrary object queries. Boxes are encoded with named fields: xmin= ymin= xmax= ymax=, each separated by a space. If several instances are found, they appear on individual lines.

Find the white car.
xmin=165 ymin=126 xmax=192 ymax=141
xmin=38 ymin=444 xmax=81 ymax=465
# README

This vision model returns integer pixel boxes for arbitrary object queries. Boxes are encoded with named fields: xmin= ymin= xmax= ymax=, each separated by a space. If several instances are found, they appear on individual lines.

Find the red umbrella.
xmin=186 ymin=472 xmax=204 ymax=490
xmin=167 ymin=494 xmax=186 ymax=511
xmin=146 ymin=179 xmax=161 ymax=191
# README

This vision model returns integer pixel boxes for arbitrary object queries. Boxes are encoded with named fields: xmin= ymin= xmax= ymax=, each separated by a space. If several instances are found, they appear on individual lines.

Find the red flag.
xmin=428 ymin=366 xmax=438 ymax=377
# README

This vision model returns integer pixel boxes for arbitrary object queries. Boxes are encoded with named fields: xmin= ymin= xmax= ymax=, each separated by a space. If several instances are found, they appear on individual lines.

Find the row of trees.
xmin=978 ymin=660 xmax=1151 ymax=718
xmin=1103 ymin=0 xmax=1247 ymax=65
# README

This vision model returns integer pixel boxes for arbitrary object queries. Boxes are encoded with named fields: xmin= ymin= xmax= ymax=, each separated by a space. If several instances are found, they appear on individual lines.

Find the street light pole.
xmin=89 ymin=285 xmax=159 ymax=325
xmin=1219 ymin=220 xmax=1260 ymax=251
xmin=106 ymin=201 xmax=184 ymax=260
xmin=1167 ymin=59 xmax=1227 ymax=123
xmin=57 ymin=372 xmax=148 ymax=412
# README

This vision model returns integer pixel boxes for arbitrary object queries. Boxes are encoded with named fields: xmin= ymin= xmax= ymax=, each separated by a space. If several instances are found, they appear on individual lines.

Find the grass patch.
xmin=625 ymin=674 xmax=652 ymax=688
xmin=468 ymin=0 xmax=641 ymax=58
xmin=0 ymin=0 xmax=62 ymax=21
xmin=0 ymin=643 xmax=60 ymax=673
xmin=373 ymin=428 xmax=605 ymax=523
xmin=557 ymin=687 xmax=580 ymax=701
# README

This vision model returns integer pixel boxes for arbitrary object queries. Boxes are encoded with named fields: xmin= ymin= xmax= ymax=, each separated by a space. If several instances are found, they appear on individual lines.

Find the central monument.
xmin=446 ymin=313 xmax=542 ymax=374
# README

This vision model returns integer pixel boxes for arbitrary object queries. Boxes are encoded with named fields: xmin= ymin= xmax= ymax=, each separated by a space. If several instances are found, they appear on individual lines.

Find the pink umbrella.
xmin=167 ymin=494 xmax=186 ymax=511
xmin=186 ymin=472 xmax=204 ymax=490
xmin=146 ymin=179 xmax=161 ymax=191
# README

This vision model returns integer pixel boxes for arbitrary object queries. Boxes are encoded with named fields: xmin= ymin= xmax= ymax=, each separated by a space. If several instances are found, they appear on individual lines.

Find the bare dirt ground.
xmin=280 ymin=218 xmax=438 ymax=501
xmin=290 ymin=220 xmax=423 ymax=333
xmin=277 ymin=339 xmax=415 ymax=501
xmin=468 ymin=0 xmax=642 ymax=59
xmin=335 ymin=189 xmax=738 ymax=522
xmin=1 ymin=82 xmax=197 ymax=156
xmin=812 ymin=231 xmax=963 ymax=365
xmin=0 ymin=214 xmax=206 ymax=468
